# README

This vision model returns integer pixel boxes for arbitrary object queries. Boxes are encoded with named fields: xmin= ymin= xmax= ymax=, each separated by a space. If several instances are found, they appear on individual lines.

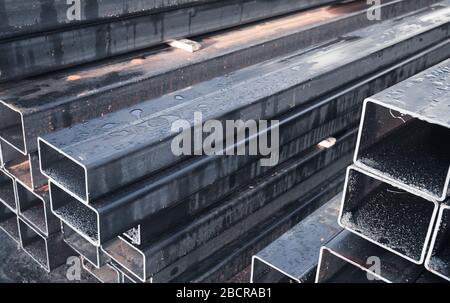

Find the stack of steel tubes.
xmin=1 ymin=0 xmax=450 ymax=283
xmin=252 ymin=59 xmax=450 ymax=284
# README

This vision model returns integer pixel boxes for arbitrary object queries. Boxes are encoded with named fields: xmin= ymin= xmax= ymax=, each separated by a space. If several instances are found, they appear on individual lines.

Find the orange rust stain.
xmin=67 ymin=75 xmax=82 ymax=81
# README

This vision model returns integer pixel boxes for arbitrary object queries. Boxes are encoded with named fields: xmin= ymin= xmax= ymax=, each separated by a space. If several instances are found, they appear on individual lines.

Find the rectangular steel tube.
xmin=0 ymin=140 xmax=47 ymax=190
xmin=0 ymin=0 xmax=341 ymax=81
xmin=39 ymin=6 xmax=450 ymax=203
xmin=0 ymin=0 xmax=422 ymax=155
xmin=176 ymin=172 xmax=345 ymax=283
xmin=315 ymin=231 xmax=424 ymax=283
xmin=354 ymin=60 xmax=450 ymax=202
xmin=16 ymin=182 xmax=59 ymax=236
xmin=250 ymin=195 xmax=342 ymax=283
xmin=101 ymin=133 xmax=355 ymax=281
xmin=18 ymin=217 xmax=73 ymax=272
xmin=339 ymin=165 xmax=438 ymax=264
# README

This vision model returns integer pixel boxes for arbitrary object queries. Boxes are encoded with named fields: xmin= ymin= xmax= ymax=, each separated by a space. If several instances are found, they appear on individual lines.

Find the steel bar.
xmin=81 ymin=258 xmax=121 ymax=284
xmin=425 ymin=202 xmax=450 ymax=281
xmin=339 ymin=165 xmax=438 ymax=264
xmin=101 ymin=132 xmax=355 ymax=282
xmin=176 ymin=171 xmax=346 ymax=283
xmin=0 ymin=0 xmax=342 ymax=82
xmin=39 ymin=5 xmax=450 ymax=203
xmin=17 ymin=217 xmax=73 ymax=272
xmin=16 ymin=182 xmax=59 ymax=237
xmin=0 ymin=201 xmax=19 ymax=244
xmin=0 ymin=168 xmax=16 ymax=211
xmin=315 ymin=231 xmax=424 ymax=283
xmin=48 ymin=79 xmax=362 ymax=247
xmin=0 ymin=140 xmax=47 ymax=190
xmin=61 ymin=222 xmax=107 ymax=269
xmin=354 ymin=60 xmax=450 ymax=202
xmin=250 ymin=195 xmax=342 ymax=283
xmin=0 ymin=0 xmax=423 ymax=155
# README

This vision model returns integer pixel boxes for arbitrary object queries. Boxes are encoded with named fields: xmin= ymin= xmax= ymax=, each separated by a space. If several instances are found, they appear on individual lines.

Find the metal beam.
xmin=39 ymin=5 xmax=450 ymax=203
xmin=0 ymin=0 xmax=424 ymax=155
xmin=61 ymin=221 xmax=107 ymax=269
xmin=315 ymin=231 xmax=424 ymax=283
xmin=0 ymin=0 xmax=219 ymax=40
xmin=250 ymin=195 xmax=342 ymax=283
xmin=16 ymin=182 xmax=59 ymax=237
xmin=48 ymin=77 xmax=362 ymax=246
xmin=0 ymin=140 xmax=47 ymax=190
xmin=176 ymin=171 xmax=346 ymax=282
xmin=339 ymin=165 xmax=438 ymax=264
xmin=18 ymin=217 xmax=73 ymax=272
xmin=101 ymin=134 xmax=355 ymax=282
xmin=354 ymin=60 xmax=450 ymax=202
xmin=0 ymin=0 xmax=343 ymax=81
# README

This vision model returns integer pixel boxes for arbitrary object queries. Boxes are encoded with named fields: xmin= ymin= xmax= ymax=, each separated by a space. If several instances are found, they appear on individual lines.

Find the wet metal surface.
xmin=40 ymin=4 xmax=450 ymax=203
xmin=355 ymin=59 xmax=450 ymax=201
xmin=339 ymin=166 xmax=438 ymax=264
xmin=251 ymin=195 xmax=342 ymax=283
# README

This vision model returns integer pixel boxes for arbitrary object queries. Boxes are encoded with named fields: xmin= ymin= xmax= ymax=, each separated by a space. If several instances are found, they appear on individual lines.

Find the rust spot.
xmin=67 ymin=75 xmax=81 ymax=81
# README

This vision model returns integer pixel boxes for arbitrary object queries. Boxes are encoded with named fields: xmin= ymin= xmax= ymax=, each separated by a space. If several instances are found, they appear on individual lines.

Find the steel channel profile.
xmin=81 ymin=258 xmax=121 ymax=284
xmin=0 ymin=0 xmax=341 ymax=81
xmin=48 ymin=32 xmax=450 ymax=248
xmin=0 ymin=0 xmax=434 ymax=155
xmin=61 ymin=222 xmax=107 ymax=269
xmin=101 ymin=132 xmax=355 ymax=282
xmin=250 ymin=195 xmax=343 ymax=283
xmin=354 ymin=60 xmax=450 ymax=202
xmin=338 ymin=165 xmax=438 ymax=264
xmin=16 ymin=182 xmax=59 ymax=237
xmin=0 ymin=167 xmax=17 ymax=212
xmin=425 ymin=202 xmax=450 ymax=281
xmin=315 ymin=231 xmax=426 ymax=283
xmin=39 ymin=5 xmax=450 ymax=204
xmin=17 ymin=217 xmax=73 ymax=272
xmin=48 ymin=78 xmax=362 ymax=248
xmin=0 ymin=201 xmax=20 ymax=244
xmin=0 ymin=140 xmax=47 ymax=190
xmin=178 ymin=170 xmax=347 ymax=283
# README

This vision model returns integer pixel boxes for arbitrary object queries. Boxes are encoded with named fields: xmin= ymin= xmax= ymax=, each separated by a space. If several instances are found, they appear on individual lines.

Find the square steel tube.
xmin=339 ymin=165 xmax=438 ymax=264
xmin=0 ymin=140 xmax=47 ymax=190
xmin=61 ymin=221 xmax=107 ymax=269
xmin=354 ymin=60 xmax=450 ymax=202
xmin=18 ymin=217 xmax=73 ymax=272
xmin=16 ymin=182 xmax=59 ymax=236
